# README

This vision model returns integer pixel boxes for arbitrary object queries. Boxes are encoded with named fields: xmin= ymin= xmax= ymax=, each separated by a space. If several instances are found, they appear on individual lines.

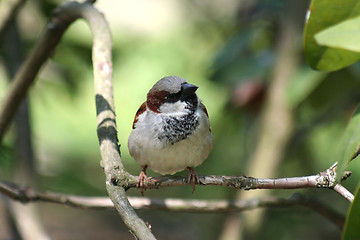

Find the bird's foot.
xmin=186 ymin=167 xmax=199 ymax=193
xmin=137 ymin=166 xmax=148 ymax=196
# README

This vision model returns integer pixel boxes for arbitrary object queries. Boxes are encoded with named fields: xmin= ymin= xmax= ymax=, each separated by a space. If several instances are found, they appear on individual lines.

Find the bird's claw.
xmin=187 ymin=167 xmax=199 ymax=193
xmin=137 ymin=166 xmax=148 ymax=196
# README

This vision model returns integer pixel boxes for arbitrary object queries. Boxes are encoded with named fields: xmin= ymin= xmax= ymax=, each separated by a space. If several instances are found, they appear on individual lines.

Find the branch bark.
xmin=0 ymin=0 xmax=26 ymax=46
xmin=0 ymin=1 xmax=79 ymax=139
xmin=112 ymin=163 xmax=354 ymax=203
xmin=0 ymin=180 xmax=345 ymax=229
xmin=333 ymin=184 xmax=354 ymax=202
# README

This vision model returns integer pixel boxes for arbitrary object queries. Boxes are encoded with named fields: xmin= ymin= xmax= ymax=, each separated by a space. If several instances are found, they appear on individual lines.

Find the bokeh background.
xmin=1 ymin=0 xmax=360 ymax=239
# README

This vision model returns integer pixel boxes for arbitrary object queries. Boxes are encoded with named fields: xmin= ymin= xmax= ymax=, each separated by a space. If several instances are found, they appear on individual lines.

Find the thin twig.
xmin=115 ymin=162 xmax=355 ymax=203
xmin=333 ymin=184 xmax=354 ymax=202
xmin=129 ymin=194 xmax=345 ymax=230
xmin=0 ymin=180 xmax=345 ymax=229
xmin=119 ymin=174 xmax=317 ymax=190
xmin=112 ymin=165 xmax=354 ymax=203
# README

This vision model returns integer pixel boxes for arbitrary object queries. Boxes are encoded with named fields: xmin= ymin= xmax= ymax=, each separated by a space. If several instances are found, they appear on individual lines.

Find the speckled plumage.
xmin=128 ymin=76 xmax=213 ymax=176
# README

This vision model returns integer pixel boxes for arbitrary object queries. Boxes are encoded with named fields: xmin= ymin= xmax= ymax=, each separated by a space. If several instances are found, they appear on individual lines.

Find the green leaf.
xmin=304 ymin=0 xmax=360 ymax=71
xmin=343 ymin=185 xmax=360 ymax=240
xmin=336 ymin=106 xmax=360 ymax=182
xmin=315 ymin=16 xmax=360 ymax=53
xmin=286 ymin=67 xmax=327 ymax=108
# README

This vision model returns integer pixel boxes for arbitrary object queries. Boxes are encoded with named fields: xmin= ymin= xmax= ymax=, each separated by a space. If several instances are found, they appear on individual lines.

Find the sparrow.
xmin=128 ymin=76 xmax=213 ymax=194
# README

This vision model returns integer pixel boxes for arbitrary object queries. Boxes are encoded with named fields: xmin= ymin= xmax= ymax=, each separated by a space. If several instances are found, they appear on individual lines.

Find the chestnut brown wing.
xmin=132 ymin=102 xmax=147 ymax=129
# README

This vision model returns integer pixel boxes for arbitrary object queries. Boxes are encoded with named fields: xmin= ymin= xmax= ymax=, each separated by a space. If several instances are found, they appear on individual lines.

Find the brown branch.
xmin=0 ymin=1 xmax=80 ymax=139
xmin=129 ymin=194 xmax=345 ymax=229
xmin=0 ymin=180 xmax=345 ymax=229
xmin=0 ymin=179 xmax=113 ymax=209
xmin=0 ymin=0 xmax=26 ymax=46
xmin=0 ymin=1 xmax=154 ymax=239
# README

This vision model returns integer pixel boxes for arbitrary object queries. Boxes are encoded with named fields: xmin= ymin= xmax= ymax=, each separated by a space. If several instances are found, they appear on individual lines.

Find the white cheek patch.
xmin=159 ymin=101 xmax=189 ymax=114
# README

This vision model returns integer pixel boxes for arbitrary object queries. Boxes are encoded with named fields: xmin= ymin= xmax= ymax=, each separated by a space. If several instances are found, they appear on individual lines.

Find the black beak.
xmin=181 ymin=83 xmax=198 ymax=98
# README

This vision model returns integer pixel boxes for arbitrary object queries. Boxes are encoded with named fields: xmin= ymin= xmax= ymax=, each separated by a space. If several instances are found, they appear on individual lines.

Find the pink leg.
xmin=137 ymin=165 xmax=148 ymax=196
xmin=186 ymin=167 xmax=199 ymax=193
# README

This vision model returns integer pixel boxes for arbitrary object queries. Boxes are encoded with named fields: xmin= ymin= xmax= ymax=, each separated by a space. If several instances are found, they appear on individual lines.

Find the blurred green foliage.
xmin=304 ymin=0 xmax=360 ymax=71
xmin=315 ymin=16 xmax=360 ymax=53
xmin=343 ymin=185 xmax=360 ymax=240
xmin=336 ymin=106 xmax=360 ymax=183
xmin=303 ymin=1 xmax=360 ymax=238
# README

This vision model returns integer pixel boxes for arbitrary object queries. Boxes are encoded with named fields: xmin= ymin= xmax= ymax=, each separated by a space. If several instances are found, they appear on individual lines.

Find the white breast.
xmin=128 ymin=106 xmax=213 ymax=175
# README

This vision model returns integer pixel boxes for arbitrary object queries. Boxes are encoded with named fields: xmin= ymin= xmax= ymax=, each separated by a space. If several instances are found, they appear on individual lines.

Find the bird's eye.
xmin=166 ymin=94 xmax=176 ymax=101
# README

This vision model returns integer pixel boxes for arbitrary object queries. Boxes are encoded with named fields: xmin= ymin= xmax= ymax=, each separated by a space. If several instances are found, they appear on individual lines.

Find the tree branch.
xmin=333 ymin=184 xmax=354 ymax=202
xmin=113 ymin=163 xmax=354 ymax=202
xmin=0 ymin=1 xmax=77 ymax=139
xmin=0 ymin=180 xmax=345 ymax=229
xmin=83 ymin=3 xmax=155 ymax=240
xmin=0 ymin=0 xmax=26 ymax=46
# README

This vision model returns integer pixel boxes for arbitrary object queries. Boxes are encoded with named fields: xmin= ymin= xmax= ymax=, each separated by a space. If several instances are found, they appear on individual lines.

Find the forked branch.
xmin=0 ymin=179 xmax=345 ymax=229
